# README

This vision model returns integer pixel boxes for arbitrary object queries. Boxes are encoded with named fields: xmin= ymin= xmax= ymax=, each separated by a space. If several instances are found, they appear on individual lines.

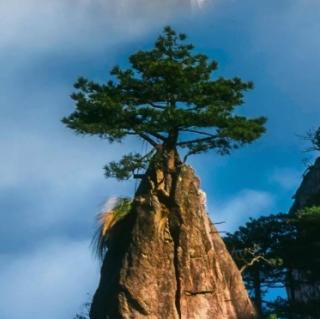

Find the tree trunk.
xmin=90 ymin=162 xmax=256 ymax=319
xmin=253 ymin=269 xmax=262 ymax=317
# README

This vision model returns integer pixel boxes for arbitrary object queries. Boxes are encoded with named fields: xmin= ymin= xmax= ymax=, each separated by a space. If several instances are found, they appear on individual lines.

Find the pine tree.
xmin=224 ymin=214 xmax=291 ymax=316
xmin=64 ymin=27 xmax=265 ymax=319
xmin=63 ymin=26 xmax=266 ymax=180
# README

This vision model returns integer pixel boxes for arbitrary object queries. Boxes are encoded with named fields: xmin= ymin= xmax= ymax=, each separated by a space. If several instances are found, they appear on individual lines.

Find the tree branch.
xmin=148 ymin=131 xmax=167 ymax=141
xmin=183 ymin=150 xmax=195 ymax=163
xmin=181 ymin=129 xmax=216 ymax=137
xmin=133 ymin=174 xmax=145 ymax=179
xmin=177 ymin=135 xmax=217 ymax=147
xmin=138 ymin=133 xmax=159 ymax=148
xmin=240 ymin=255 xmax=273 ymax=274
xmin=147 ymin=102 xmax=166 ymax=110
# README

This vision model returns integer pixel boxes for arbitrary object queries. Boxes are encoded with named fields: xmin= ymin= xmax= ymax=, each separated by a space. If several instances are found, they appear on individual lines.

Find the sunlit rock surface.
xmin=90 ymin=165 xmax=256 ymax=319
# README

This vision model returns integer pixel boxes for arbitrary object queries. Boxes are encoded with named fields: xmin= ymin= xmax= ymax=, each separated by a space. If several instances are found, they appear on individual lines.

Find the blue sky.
xmin=1 ymin=1 xmax=319 ymax=318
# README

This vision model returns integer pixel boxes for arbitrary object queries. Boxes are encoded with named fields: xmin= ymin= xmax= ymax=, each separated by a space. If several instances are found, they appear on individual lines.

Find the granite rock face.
xmin=90 ymin=165 xmax=256 ymax=319
xmin=290 ymin=157 xmax=320 ymax=213
xmin=287 ymin=157 xmax=320 ymax=318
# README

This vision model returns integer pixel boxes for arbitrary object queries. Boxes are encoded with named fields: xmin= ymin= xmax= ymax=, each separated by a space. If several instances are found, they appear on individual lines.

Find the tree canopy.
xmin=225 ymin=207 xmax=320 ymax=318
xmin=63 ymin=26 xmax=266 ymax=180
xmin=224 ymin=214 xmax=291 ymax=316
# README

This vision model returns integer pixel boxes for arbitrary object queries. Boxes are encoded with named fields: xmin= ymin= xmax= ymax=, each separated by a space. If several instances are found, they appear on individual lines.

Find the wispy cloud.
xmin=0 ymin=238 xmax=98 ymax=319
xmin=209 ymin=189 xmax=274 ymax=232
xmin=0 ymin=0 xmax=200 ymax=58
xmin=269 ymin=167 xmax=301 ymax=191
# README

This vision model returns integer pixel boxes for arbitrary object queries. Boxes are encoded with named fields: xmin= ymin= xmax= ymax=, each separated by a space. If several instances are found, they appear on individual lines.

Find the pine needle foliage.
xmin=92 ymin=197 xmax=132 ymax=260
xmin=63 ymin=26 xmax=266 ymax=180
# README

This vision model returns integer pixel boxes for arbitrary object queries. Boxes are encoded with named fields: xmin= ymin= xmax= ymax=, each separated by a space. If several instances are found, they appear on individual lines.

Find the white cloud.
xmin=0 ymin=238 xmax=99 ymax=319
xmin=0 ymin=0 xmax=200 ymax=59
xmin=209 ymin=189 xmax=274 ymax=232
xmin=270 ymin=167 xmax=301 ymax=191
